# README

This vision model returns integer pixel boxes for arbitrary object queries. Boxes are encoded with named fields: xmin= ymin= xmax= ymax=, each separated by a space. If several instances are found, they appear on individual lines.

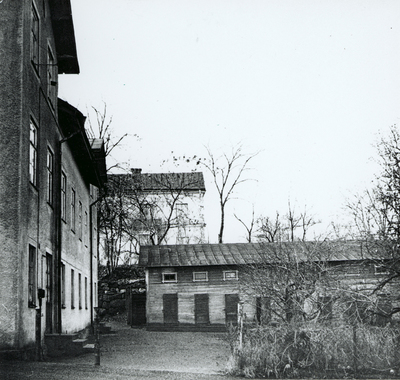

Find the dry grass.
xmin=227 ymin=322 xmax=400 ymax=378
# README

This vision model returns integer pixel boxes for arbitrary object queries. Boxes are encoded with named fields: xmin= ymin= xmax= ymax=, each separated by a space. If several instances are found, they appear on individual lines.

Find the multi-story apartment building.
xmin=102 ymin=169 xmax=206 ymax=266
xmin=0 ymin=1 xmax=106 ymax=358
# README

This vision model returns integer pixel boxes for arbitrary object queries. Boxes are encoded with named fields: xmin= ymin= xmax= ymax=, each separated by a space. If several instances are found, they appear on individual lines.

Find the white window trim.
xmin=223 ymin=270 xmax=238 ymax=281
xmin=193 ymin=271 xmax=208 ymax=282
xmin=162 ymin=272 xmax=177 ymax=283
xmin=374 ymin=264 xmax=389 ymax=275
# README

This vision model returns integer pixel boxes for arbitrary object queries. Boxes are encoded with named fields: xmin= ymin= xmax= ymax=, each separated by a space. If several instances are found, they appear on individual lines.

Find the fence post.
xmin=352 ymin=323 xmax=358 ymax=373
xmin=238 ymin=302 xmax=244 ymax=350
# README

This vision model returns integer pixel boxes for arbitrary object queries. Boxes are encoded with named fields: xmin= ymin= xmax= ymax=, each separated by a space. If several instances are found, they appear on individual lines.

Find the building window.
xmin=85 ymin=277 xmax=88 ymax=309
xmin=374 ymin=264 xmax=389 ymax=275
xmin=61 ymin=172 xmax=67 ymax=221
xmin=78 ymin=273 xmax=82 ymax=309
xmin=31 ymin=3 xmax=39 ymax=72
xmin=47 ymin=45 xmax=56 ymax=108
xmin=223 ymin=270 xmax=238 ymax=281
xmin=84 ymin=211 xmax=88 ymax=244
xmin=71 ymin=269 xmax=75 ymax=309
xmin=45 ymin=253 xmax=52 ymax=304
xmin=71 ymin=189 xmax=76 ymax=232
xmin=29 ymin=119 xmax=38 ymax=186
xmin=94 ymin=282 xmax=97 ymax=307
xmin=193 ymin=271 xmax=208 ymax=282
xmin=78 ymin=201 xmax=82 ymax=240
xmin=175 ymin=203 xmax=188 ymax=219
xmin=162 ymin=273 xmax=177 ymax=283
xmin=61 ymin=263 xmax=65 ymax=308
xmin=47 ymin=148 xmax=54 ymax=205
xmin=28 ymin=245 xmax=36 ymax=308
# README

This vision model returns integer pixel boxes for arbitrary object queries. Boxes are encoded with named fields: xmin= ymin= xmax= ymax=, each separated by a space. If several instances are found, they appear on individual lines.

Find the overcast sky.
xmin=58 ymin=0 xmax=400 ymax=243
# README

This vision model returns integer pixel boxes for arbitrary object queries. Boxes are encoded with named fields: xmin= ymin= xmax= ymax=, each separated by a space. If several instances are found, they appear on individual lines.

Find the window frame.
xmin=78 ymin=201 xmax=82 ymax=240
xmin=47 ymin=147 xmax=54 ymax=205
xmin=162 ymin=272 xmax=177 ymax=283
xmin=47 ymin=44 xmax=56 ymax=108
xmin=71 ymin=188 xmax=76 ymax=232
xmin=31 ymin=2 xmax=40 ymax=73
xmin=223 ymin=270 xmax=238 ymax=281
xmin=71 ymin=269 xmax=75 ymax=309
xmin=28 ymin=245 xmax=37 ymax=308
xmin=78 ymin=273 xmax=82 ymax=309
xmin=61 ymin=171 xmax=67 ymax=221
xmin=85 ymin=276 xmax=88 ymax=310
xmin=29 ymin=119 xmax=38 ymax=186
xmin=193 ymin=271 xmax=208 ymax=282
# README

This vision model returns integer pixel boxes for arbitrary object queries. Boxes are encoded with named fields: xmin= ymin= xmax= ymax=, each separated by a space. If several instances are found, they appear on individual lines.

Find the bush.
xmin=227 ymin=322 xmax=399 ymax=378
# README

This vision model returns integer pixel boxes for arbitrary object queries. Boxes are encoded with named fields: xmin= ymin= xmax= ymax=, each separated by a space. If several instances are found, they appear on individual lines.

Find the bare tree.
xmin=240 ymin=240 xmax=335 ymax=324
xmin=346 ymin=125 xmax=400 ymax=318
xmin=100 ymin=171 xmax=206 ymax=270
xmin=201 ymin=144 xmax=259 ymax=243
xmin=257 ymin=203 xmax=319 ymax=243
xmin=85 ymin=102 xmax=128 ymax=172
xmin=234 ymin=205 xmax=256 ymax=243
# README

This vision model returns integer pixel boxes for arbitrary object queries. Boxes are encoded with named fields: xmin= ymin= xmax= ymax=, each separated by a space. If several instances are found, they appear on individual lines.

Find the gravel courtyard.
xmin=1 ymin=319 xmax=234 ymax=379
xmin=63 ymin=319 xmax=232 ymax=374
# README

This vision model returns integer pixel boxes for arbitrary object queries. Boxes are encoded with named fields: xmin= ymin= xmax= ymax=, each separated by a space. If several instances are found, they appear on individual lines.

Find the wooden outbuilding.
xmin=139 ymin=242 xmax=399 ymax=331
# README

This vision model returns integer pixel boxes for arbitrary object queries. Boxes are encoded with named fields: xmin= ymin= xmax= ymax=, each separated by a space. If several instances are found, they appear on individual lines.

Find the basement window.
xmin=193 ymin=271 xmax=208 ymax=282
xmin=162 ymin=273 xmax=177 ymax=283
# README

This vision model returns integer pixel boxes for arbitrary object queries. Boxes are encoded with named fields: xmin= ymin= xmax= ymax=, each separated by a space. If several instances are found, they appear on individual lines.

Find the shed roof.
xmin=139 ymin=241 xmax=383 ymax=268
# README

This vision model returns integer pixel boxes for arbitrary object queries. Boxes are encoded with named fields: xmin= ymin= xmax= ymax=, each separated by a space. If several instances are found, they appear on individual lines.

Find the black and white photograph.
xmin=0 ymin=0 xmax=399 ymax=379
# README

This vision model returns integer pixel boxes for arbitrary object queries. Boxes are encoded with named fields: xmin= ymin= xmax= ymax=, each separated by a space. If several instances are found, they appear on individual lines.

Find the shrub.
xmin=227 ymin=322 xmax=399 ymax=378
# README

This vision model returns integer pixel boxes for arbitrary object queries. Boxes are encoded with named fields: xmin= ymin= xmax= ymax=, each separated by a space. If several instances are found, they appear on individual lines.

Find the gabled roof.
xmin=58 ymin=99 xmax=106 ymax=188
xmin=49 ymin=0 xmax=79 ymax=74
xmin=109 ymin=171 xmax=206 ymax=192
xmin=139 ymin=241 xmax=381 ymax=268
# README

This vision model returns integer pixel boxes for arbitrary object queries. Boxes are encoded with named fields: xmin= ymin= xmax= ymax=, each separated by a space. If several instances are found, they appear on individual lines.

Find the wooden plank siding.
xmin=146 ymin=266 xmax=241 ymax=330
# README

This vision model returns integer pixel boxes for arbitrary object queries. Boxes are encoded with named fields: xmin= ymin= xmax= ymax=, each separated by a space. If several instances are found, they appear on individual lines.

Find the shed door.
xmin=195 ymin=294 xmax=209 ymax=325
xmin=163 ymin=293 xmax=178 ymax=325
xmin=225 ymin=294 xmax=239 ymax=325
xmin=128 ymin=293 xmax=146 ymax=326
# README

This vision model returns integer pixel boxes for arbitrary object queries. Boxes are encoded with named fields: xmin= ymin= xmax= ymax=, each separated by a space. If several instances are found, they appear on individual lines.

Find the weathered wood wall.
xmin=146 ymin=265 xmax=246 ymax=328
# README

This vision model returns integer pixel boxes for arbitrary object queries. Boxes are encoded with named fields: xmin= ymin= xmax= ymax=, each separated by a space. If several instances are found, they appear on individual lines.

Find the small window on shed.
xmin=193 ymin=271 xmax=208 ymax=282
xmin=223 ymin=270 xmax=238 ymax=281
xmin=162 ymin=273 xmax=177 ymax=283
xmin=374 ymin=264 xmax=389 ymax=275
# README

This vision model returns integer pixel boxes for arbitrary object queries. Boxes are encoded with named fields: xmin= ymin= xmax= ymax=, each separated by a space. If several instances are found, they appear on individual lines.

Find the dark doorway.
xmin=225 ymin=294 xmax=239 ymax=325
xmin=45 ymin=253 xmax=53 ymax=333
xmin=163 ymin=293 xmax=178 ymax=325
xmin=195 ymin=294 xmax=209 ymax=325
xmin=127 ymin=293 xmax=146 ymax=326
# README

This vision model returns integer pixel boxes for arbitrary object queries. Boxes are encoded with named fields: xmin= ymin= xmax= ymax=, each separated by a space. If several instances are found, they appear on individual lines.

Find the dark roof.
xmin=58 ymin=99 xmax=106 ymax=188
xmin=49 ymin=0 xmax=79 ymax=74
xmin=109 ymin=171 xmax=206 ymax=192
xmin=139 ymin=241 xmax=381 ymax=268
